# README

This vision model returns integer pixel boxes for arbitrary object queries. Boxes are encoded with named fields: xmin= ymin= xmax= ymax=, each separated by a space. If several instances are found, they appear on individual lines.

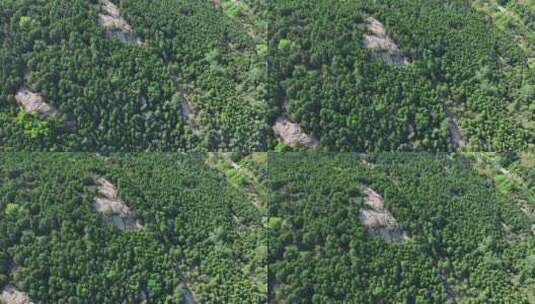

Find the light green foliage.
xmin=15 ymin=111 xmax=51 ymax=140
xmin=268 ymin=217 xmax=282 ymax=230
xmin=277 ymin=39 xmax=290 ymax=51
xmin=256 ymin=44 xmax=267 ymax=57
xmin=222 ymin=1 xmax=243 ymax=18
xmin=4 ymin=203 xmax=20 ymax=215
xmin=519 ymin=84 xmax=535 ymax=101
xmin=19 ymin=16 xmax=31 ymax=27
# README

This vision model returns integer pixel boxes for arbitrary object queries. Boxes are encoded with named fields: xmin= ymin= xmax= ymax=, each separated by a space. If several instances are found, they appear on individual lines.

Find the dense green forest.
xmin=0 ymin=153 xmax=266 ymax=303
xmin=1 ymin=151 xmax=534 ymax=303
xmin=268 ymin=0 xmax=534 ymax=151
xmin=0 ymin=0 xmax=269 ymax=151
xmin=268 ymin=153 xmax=535 ymax=303
xmin=1 ymin=0 xmax=532 ymax=152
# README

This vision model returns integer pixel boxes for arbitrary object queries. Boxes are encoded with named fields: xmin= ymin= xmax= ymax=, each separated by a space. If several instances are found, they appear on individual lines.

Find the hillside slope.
xmin=0 ymin=153 xmax=267 ymax=303
xmin=268 ymin=152 xmax=535 ymax=303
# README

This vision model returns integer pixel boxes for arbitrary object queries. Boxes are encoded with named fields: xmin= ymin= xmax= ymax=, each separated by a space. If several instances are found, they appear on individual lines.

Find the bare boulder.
xmin=363 ymin=17 xmax=409 ymax=65
xmin=93 ymin=178 xmax=142 ymax=230
xmin=358 ymin=187 xmax=410 ymax=242
xmin=1 ymin=285 xmax=33 ymax=304
xmin=15 ymin=86 xmax=59 ymax=118
xmin=273 ymin=116 xmax=319 ymax=148
xmin=99 ymin=0 xmax=143 ymax=46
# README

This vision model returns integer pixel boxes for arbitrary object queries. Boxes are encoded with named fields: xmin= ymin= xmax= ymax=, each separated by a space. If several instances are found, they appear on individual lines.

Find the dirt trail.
xmin=1 ymin=285 xmax=33 ymax=304
xmin=15 ymin=86 xmax=59 ymax=118
xmin=93 ymin=177 xmax=142 ymax=230
xmin=99 ymin=0 xmax=143 ymax=45
xmin=358 ymin=187 xmax=410 ymax=242
xmin=363 ymin=17 xmax=409 ymax=65
xmin=229 ymin=160 xmax=265 ymax=210
xmin=273 ymin=116 xmax=319 ymax=148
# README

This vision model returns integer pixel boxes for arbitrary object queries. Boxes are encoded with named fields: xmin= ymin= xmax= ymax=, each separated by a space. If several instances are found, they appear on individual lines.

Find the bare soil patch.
xmin=363 ymin=17 xmax=409 ymax=65
xmin=99 ymin=0 xmax=143 ymax=46
xmin=1 ymin=285 xmax=33 ymax=304
xmin=358 ymin=187 xmax=410 ymax=242
xmin=15 ymin=86 xmax=59 ymax=118
xmin=273 ymin=116 xmax=319 ymax=148
xmin=93 ymin=177 xmax=142 ymax=230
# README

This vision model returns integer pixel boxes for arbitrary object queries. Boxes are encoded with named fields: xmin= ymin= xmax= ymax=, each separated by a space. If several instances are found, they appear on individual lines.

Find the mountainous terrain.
xmin=0 ymin=153 xmax=267 ymax=303
xmin=269 ymin=152 xmax=535 ymax=303
xmin=1 ymin=0 xmax=532 ymax=151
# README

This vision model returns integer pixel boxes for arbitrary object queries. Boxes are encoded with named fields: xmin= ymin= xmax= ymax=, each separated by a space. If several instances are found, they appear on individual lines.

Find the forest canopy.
xmin=0 ymin=0 xmax=269 ymax=151
xmin=0 ymin=153 xmax=266 ymax=303
xmin=1 ymin=0 xmax=533 ymax=152
xmin=267 ymin=0 xmax=534 ymax=151
xmin=268 ymin=152 xmax=535 ymax=303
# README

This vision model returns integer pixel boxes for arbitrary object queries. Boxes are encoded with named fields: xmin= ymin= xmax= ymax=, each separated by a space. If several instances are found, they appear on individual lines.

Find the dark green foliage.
xmin=0 ymin=0 xmax=268 ymax=151
xmin=268 ymin=0 xmax=533 ymax=151
xmin=0 ymin=153 xmax=266 ymax=303
xmin=268 ymin=152 xmax=535 ymax=303
xmin=1 ymin=0 xmax=532 ymax=151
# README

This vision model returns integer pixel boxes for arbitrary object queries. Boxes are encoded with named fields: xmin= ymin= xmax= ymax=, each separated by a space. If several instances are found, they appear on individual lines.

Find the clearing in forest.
xmin=362 ymin=17 xmax=409 ymax=65
xmin=99 ymin=0 xmax=143 ymax=46
xmin=272 ymin=116 xmax=319 ymax=148
xmin=470 ymin=153 xmax=535 ymax=219
xmin=358 ymin=187 xmax=410 ymax=242
xmin=1 ymin=285 xmax=33 ymax=304
xmin=93 ymin=177 xmax=142 ymax=230
xmin=15 ymin=86 xmax=59 ymax=118
xmin=218 ymin=0 xmax=263 ymax=41
xmin=204 ymin=153 xmax=268 ymax=211
xmin=470 ymin=0 xmax=535 ymax=63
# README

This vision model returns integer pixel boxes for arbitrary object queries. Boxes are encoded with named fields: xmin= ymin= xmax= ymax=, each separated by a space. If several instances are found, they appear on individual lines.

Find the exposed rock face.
xmin=363 ymin=17 xmax=409 ymax=65
xmin=448 ymin=116 xmax=468 ymax=150
xmin=93 ymin=177 xmax=142 ymax=230
xmin=273 ymin=116 xmax=319 ymax=148
xmin=1 ymin=285 xmax=33 ymax=304
xmin=180 ymin=95 xmax=200 ymax=134
xmin=182 ymin=285 xmax=196 ymax=304
xmin=15 ymin=86 xmax=59 ymax=117
xmin=99 ymin=0 xmax=143 ymax=45
xmin=358 ymin=187 xmax=410 ymax=242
